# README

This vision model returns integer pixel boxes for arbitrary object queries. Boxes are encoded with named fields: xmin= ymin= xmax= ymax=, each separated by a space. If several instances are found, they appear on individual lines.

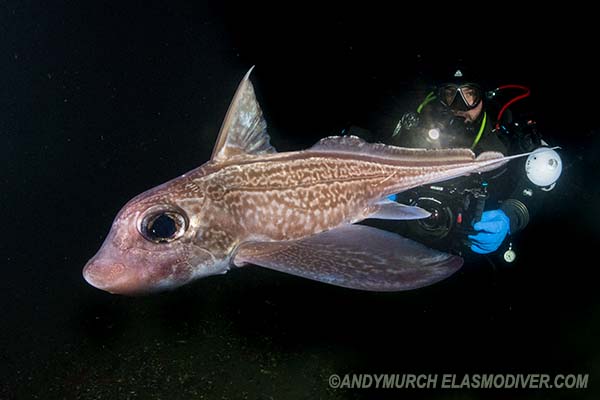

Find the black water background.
xmin=2 ymin=3 xmax=599 ymax=399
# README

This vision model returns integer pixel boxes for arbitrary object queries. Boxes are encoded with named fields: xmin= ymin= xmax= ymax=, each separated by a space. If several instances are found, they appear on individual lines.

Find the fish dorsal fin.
xmin=211 ymin=67 xmax=276 ymax=162
xmin=309 ymin=135 xmax=476 ymax=162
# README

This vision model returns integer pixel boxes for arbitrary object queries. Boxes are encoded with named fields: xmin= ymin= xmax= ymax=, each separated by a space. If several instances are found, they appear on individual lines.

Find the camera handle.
xmin=457 ymin=182 xmax=488 ymax=238
xmin=472 ymin=185 xmax=488 ymax=224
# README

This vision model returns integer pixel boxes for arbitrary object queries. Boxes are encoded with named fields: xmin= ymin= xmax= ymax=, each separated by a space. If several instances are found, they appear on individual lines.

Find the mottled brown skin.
xmin=208 ymin=150 xmax=484 ymax=241
xmin=83 ymin=69 xmax=511 ymax=295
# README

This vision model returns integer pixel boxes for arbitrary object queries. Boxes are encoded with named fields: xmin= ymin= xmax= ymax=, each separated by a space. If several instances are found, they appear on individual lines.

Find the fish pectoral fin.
xmin=233 ymin=224 xmax=462 ymax=291
xmin=367 ymin=199 xmax=431 ymax=220
xmin=211 ymin=67 xmax=277 ymax=162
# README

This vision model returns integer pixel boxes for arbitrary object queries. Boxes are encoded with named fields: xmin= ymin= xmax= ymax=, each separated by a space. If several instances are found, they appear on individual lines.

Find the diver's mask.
xmin=438 ymin=83 xmax=482 ymax=112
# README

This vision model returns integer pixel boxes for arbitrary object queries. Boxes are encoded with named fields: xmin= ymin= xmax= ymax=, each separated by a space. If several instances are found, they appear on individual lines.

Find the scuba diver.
xmin=385 ymin=69 xmax=562 ymax=262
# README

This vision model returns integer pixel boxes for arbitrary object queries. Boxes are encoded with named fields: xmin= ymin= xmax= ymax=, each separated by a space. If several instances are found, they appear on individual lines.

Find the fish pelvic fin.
xmin=366 ymin=199 xmax=431 ymax=220
xmin=211 ymin=67 xmax=276 ymax=162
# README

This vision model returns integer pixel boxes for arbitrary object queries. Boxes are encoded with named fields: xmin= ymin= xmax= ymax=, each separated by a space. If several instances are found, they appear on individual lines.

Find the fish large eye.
xmin=139 ymin=206 xmax=188 ymax=243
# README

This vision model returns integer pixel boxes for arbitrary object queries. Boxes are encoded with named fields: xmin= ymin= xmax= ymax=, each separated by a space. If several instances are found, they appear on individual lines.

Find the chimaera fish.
xmin=83 ymin=68 xmax=526 ymax=295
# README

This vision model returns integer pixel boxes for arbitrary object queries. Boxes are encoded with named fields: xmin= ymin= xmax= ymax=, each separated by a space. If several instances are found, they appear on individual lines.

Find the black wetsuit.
xmin=388 ymin=100 xmax=547 ymax=257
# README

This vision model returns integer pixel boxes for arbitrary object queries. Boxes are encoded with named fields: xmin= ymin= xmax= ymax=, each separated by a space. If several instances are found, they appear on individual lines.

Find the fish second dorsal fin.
xmin=309 ymin=135 xmax=477 ymax=162
xmin=211 ymin=67 xmax=276 ymax=162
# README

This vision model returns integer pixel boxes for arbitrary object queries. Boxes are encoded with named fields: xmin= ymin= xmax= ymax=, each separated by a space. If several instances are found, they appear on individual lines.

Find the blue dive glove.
xmin=468 ymin=209 xmax=510 ymax=254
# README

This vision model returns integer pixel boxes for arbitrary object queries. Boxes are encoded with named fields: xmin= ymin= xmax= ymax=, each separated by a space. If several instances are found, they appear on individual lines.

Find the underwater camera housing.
xmin=395 ymin=176 xmax=490 ymax=252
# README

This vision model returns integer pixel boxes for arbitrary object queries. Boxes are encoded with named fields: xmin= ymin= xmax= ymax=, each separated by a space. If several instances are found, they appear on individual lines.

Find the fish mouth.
xmin=83 ymin=259 xmax=144 ymax=295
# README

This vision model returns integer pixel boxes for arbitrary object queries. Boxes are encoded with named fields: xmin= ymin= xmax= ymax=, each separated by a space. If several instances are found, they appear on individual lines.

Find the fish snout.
xmin=83 ymin=259 xmax=141 ymax=295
